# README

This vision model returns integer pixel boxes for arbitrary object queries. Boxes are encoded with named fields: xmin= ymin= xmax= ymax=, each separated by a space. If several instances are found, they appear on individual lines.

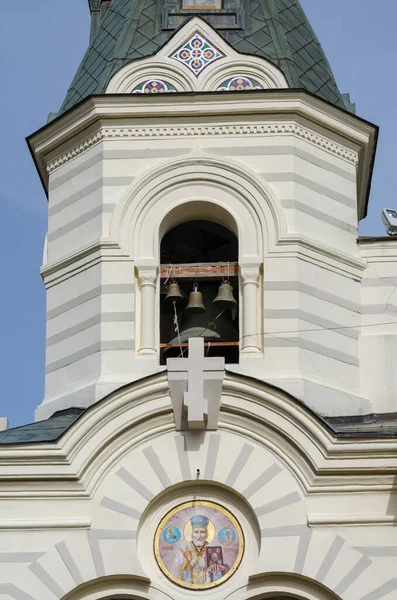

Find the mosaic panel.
xmin=217 ymin=76 xmax=263 ymax=92
xmin=155 ymin=500 xmax=244 ymax=589
xmin=171 ymin=33 xmax=224 ymax=76
xmin=183 ymin=0 xmax=222 ymax=8
xmin=132 ymin=80 xmax=177 ymax=94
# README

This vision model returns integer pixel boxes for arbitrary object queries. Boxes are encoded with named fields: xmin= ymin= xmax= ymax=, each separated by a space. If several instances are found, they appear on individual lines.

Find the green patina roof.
xmin=0 ymin=408 xmax=84 ymax=445
xmin=59 ymin=0 xmax=345 ymax=114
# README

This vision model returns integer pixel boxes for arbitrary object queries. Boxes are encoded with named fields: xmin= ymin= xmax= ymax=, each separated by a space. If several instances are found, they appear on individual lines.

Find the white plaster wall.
xmin=1 ymin=385 xmax=396 ymax=600
xmin=359 ymin=240 xmax=397 ymax=413
xmin=37 ymin=102 xmax=371 ymax=419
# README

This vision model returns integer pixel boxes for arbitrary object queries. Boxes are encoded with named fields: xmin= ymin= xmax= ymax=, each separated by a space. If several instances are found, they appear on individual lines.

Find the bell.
xmin=165 ymin=281 xmax=184 ymax=304
xmin=167 ymin=283 xmax=238 ymax=345
xmin=213 ymin=280 xmax=237 ymax=309
xmin=185 ymin=284 xmax=206 ymax=314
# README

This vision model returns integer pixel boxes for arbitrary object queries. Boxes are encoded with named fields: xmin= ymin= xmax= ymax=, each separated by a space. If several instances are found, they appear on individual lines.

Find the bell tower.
xmin=29 ymin=0 xmax=379 ymax=421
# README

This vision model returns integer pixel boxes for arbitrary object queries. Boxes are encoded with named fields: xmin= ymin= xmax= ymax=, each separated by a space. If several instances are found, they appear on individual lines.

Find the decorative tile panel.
xmin=132 ymin=79 xmax=177 ymax=94
xmin=182 ymin=0 xmax=222 ymax=8
xmin=171 ymin=33 xmax=224 ymax=76
xmin=217 ymin=77 xmax=263 ymax=91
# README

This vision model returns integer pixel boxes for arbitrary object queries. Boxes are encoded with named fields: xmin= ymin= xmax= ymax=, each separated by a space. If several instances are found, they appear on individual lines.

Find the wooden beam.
xmin=160 ymin=262 xmax=238 ymax=279
xmin=160 ymin=342 xmax=239 ymax=348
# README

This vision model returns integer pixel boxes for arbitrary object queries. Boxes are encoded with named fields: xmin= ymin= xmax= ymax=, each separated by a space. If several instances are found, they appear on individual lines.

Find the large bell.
xmin=213 ymin=280 xmax=237 ymax=309
xmin=168 ymin=283 xmax=238 ymax=345
xmin=185 ymin=284 xmax=206 ymax=314
xmin=165 ymin=281 xmax=184 ymax=304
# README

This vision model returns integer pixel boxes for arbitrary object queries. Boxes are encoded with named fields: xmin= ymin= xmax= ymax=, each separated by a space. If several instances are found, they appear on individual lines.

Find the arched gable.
xmin=0 ymin=374 xmax=394 ymax=600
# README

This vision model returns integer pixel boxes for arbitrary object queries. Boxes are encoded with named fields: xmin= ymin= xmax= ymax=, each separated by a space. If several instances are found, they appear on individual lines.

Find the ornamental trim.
xmin=132 ymin=80 xmax=177 ymax=94
xmin=217 ymin=76 xmax=263 ymax=92
xmin=170 ymin=32 xmax=224 ymax=76
xmin=47 ymin=124 xmax=358 ymax=173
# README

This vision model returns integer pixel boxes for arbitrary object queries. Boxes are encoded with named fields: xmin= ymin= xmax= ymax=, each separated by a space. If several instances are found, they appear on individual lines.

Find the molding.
xmin=0 ymin=518 xmax=91 ymax=530
xmin=0 ymin=373 xmax=396 ymax=499
xmin=48 ymin=131 xmax=104 ymax=173
xmin=28 ymin=91 xmax=376 ymax=220
xmin=275 ymin=233 xmax=366 ymax=277
xmin=308 ymin=514 xmax=397 ymax=527
xmin=46 ymin=122 xmax=358 ymax=174
xmin=41 ymin=239 xmax=131 ymax=287
xmin=244 ymin=573 xmax=342 ymax=600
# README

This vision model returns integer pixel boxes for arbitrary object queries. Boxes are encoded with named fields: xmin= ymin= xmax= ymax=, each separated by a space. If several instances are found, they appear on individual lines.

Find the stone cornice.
xmin=40 ymin=235 xmax=365 ymax=288
xmin=45 ymin=122 xmax=359 ymax=174
xmin=28 ymin=91 xmax=377 ymax=219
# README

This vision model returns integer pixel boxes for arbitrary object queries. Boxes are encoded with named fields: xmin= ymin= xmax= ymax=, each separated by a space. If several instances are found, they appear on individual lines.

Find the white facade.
xmin=0 ymin=376 xmax=396 ymax=600
xmin=28 ymin=21 xmax=389 ymax=421
xmin=1 ymin=16 xmax=395 ymax=600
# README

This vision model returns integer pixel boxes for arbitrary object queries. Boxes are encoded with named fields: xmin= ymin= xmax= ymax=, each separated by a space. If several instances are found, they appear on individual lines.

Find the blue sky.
xmin=1 ymin=0 xmax=396 ymax=427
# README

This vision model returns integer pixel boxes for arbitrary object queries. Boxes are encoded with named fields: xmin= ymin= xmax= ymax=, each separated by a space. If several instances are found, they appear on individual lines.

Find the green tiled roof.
xmin=0 ymin=409 xmax=84 ymax=445
xmin=61 ymin=0 xmax=345 ymax=114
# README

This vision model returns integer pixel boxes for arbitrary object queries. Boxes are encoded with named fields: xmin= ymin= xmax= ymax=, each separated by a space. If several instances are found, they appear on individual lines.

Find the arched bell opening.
xmin=160 ymin=219 xmax=239 ymax=365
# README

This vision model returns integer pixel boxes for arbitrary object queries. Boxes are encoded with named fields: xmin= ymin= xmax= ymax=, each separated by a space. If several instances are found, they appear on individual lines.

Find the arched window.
xmin=160 ymin=220 xmax=239 ymax=364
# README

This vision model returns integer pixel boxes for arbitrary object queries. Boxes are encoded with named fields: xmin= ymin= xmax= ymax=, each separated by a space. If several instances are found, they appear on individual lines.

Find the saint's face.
xmin=192 ymin=526 xmax=208 ymax=547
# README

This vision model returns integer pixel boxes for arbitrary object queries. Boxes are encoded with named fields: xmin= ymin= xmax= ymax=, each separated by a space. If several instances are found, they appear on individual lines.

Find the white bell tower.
xmin=28 ymin=6 xmax=380 ymax=421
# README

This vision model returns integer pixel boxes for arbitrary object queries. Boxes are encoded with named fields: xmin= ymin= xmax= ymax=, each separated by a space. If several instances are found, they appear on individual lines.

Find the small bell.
xmin=165 ymin=281 xmax=184 ymax=304
xmin=213 ymin=280 xmax=237 ymax=309
xmin=185 ymin=284 xmax=206 ymax=314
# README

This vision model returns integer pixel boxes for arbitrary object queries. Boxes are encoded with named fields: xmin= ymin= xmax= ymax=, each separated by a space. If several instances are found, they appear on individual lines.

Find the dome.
xmin=60 ymin=0 xmax=345 ymax=113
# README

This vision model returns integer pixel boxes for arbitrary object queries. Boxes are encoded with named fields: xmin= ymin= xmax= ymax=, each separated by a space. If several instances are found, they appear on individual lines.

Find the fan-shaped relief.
xmin=132 ymin=80 xmax=177 ymax=94
xmin=217 ymin=76 xmax=263 ymax=92
xmin=171 ymin=32 xmax=224 ymax=76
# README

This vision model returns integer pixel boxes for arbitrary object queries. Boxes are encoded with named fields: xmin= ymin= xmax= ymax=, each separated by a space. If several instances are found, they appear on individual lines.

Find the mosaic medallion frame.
xmin=154 ymin=500 xmax=244 ymax=589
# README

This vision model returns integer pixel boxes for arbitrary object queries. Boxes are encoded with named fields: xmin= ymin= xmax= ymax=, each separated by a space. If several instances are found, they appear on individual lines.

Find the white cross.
xmin=167 ymin=338 xmax=225 ymax=429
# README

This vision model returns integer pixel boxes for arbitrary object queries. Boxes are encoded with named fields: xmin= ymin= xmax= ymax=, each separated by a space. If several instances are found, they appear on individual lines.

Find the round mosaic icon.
xmin=132 ymin=79 xmax=177 ymax=94
xmin=154 ymin=500 xmax=244 ymax=589
xmin=218 ymin=76 xmax=263 ymax=92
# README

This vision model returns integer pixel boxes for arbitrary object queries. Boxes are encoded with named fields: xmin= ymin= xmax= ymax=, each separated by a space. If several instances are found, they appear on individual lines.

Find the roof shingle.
xmin=59 ymin=0 xmax=345 ymax=114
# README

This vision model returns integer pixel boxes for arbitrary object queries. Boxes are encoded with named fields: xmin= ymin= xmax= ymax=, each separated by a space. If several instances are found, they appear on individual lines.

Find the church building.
xmin=0 ymin=2 xmax=396 ymax=600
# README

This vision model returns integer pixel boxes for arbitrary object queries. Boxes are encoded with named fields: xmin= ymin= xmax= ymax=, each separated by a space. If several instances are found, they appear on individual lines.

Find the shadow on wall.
xmin=386 ymin=474 xmax=397 ymax=525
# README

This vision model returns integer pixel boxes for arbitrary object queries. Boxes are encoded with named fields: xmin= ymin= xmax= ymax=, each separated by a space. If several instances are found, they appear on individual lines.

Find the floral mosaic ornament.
xmin=217 ymin=76 xmax=263 ymax=92
xmin=132 ymin=80 xmax=177 ymax=94
xmin=171 ymin=33 xmax=224 ymax=76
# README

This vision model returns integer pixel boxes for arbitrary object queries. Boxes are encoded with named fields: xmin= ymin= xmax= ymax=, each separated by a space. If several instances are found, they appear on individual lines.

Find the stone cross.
xmin=167 ymin=338 xmax=225 ymax=430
